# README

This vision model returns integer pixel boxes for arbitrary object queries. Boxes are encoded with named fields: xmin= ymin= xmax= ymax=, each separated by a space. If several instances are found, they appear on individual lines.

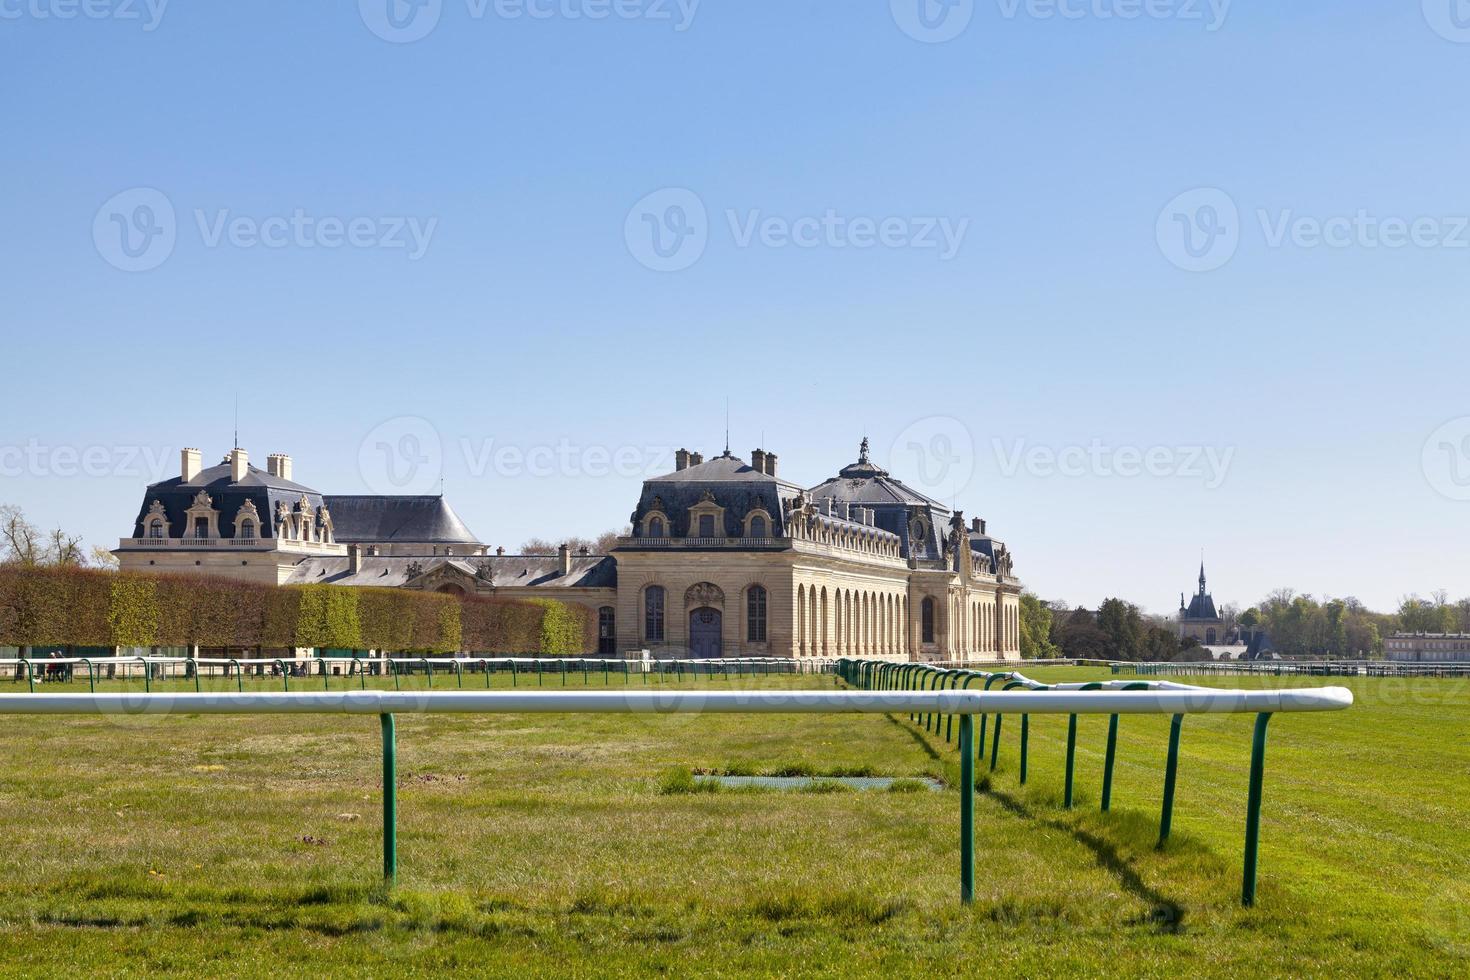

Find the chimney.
xmin=822 ymin=498 xmax=833 ymax=516
xmin=675 ymin=448 xmax=690 ymax=471
xmin=764 ymin=452 xmax=778 ymax=477
xmin=689 ymin=451 xmax=704 ymax=466
xmin=229 ymin=447 xmax=249 ymax=483
xmin=841 ymin=501 xmax=851 ymax=520
xmin=181 ymin=447 xmax=201 ymax=482
xmin=557 ymin=542 xmax=572 ymax=577
xmin=268 ymin=453 xmax=293 ymax=481
xmin=751 ymin=448 xmax=766 ymax=473
xmin=348 ymin=544 xmax=362 ymax=574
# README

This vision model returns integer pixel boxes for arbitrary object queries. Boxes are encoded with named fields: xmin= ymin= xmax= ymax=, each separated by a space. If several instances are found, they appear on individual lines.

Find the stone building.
xmin=115 ymin=447 xmax=483 ymax=585
xmin=1384 ymin=633 xmax=1470 ymax=662
xmin=117 ymin=439 xmax=1026 ymax=663
xmin=1178 ymin=563 xmax=1226 ymax=645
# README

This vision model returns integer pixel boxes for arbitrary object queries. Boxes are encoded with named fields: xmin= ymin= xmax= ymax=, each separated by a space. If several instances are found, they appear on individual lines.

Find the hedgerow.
xmin=0 ymin=567 xmax=593 ymax=655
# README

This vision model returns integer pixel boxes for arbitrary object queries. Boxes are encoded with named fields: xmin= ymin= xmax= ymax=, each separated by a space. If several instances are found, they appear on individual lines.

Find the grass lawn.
xmin=0 ymin=666 xmax=1464 ymax=977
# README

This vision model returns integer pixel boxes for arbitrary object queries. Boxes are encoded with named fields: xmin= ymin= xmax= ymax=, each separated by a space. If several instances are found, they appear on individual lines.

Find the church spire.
xmin=1199 ymin=561 xmax=1207 ymax=596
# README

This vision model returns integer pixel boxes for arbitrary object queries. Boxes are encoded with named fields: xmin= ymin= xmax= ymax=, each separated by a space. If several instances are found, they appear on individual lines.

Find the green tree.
xmin=1018 ymin=592 xmax=1058 ymax=659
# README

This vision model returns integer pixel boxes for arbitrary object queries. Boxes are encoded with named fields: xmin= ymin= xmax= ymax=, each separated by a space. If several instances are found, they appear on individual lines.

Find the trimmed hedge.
xmin=0 ymin=567 xmax=592 ymax=655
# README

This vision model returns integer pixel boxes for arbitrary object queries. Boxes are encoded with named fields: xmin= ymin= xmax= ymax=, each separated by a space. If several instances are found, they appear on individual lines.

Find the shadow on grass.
xmin=885 ymin=713 xmax=1193 ymax=934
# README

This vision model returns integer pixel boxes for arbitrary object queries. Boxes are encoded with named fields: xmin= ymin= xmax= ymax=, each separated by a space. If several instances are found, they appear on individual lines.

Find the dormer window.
xmin=749 ymin=515 xmax=767 ymax=537
xmin=143 ymin=499 xmax=169 ymax=540
xmin=194 ymin=518 xmax=209 ymax=540
xmin=148 ymin=521 xmax=165 ymax=539
xmin=239 ymin=520 xmax=255 ymax=540
xmin=686 ymin=490 xmax=726 ymax=541
xmin=649 ymin=516 xmax=666 ymax=537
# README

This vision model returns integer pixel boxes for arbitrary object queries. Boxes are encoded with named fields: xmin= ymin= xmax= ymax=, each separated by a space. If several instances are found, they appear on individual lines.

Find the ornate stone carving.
xmin=684 ymin=582 xmax=725 ymax=608
xmin=405 ymin=560 xmax=424 ymax=580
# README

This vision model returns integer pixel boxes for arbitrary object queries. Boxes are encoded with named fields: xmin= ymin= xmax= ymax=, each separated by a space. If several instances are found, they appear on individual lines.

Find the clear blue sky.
xmin=4 ymin=2 xmax=1469 ymax=614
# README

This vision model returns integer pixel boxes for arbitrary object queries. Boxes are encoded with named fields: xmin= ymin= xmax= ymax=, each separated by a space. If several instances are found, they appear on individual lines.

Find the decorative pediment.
xmin=191 ymin=490 xmax=213 ymax=510
xmin=236 ymin=499 xmax=260 ymax=522
xmin=685 ymin=582 xmax=725 ymax=608
xmin=405 ymin=560 xmax=425 ymax=580
xmin=147 ymin=499 xmax=167 ymax=519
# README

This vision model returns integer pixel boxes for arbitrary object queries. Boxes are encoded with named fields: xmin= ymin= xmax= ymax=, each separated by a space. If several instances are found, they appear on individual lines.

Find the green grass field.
xmin=0 ymin=666 xmax=1464 ymax=977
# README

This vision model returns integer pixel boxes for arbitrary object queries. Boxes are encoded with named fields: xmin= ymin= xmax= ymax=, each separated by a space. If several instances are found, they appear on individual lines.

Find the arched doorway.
xmin=689 ymin=606 xmax=722 ymax=659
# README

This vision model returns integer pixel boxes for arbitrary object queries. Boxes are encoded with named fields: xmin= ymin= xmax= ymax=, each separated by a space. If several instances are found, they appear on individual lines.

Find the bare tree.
xmin=518 ymin=527 xmax=628 ymax=556
xmin=0 ymin=505 xmax=42 ymax=566
xmin=47 ymin=528 xmax=85 ymax=566
xmin=90 ymin=545 xmax=119 ymax=570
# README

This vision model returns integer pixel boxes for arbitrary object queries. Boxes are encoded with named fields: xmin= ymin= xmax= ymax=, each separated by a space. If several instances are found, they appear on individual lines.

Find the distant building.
xmin=116 ymin=447 xmax=483 ymax=586
xmin=1178 ymin=563 xmax=1226 ymax=645
xmin=1385 ymin=633 xmax=1470 ymax=662
xmin=115 ymin=438 xmax=1027 ymax=662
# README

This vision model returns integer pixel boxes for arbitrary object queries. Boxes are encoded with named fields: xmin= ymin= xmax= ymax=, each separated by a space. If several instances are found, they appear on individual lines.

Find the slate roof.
xmin=130 ymin=461 xmax=325 ymax=540
xmin=1183 ymin=593 xmax=1219 ymax=620
xmin=629 ymin=452 xmax=804 ymax=539
xmin=284 ymin=554 xmax=616 ymax=589
xmin=322 ymin=495 xmax=480 ymax=546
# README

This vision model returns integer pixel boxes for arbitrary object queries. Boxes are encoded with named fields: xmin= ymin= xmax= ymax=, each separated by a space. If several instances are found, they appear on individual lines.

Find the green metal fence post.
xmin=959 ymin=713 xmax=975 ymax=904
xmin=1242 ymin=712 xmax=1273 ymax=907
xmin=380 ymin=713 xmax=397 ymax=888
xmin=1019 ymin=714 xmax=1029 ymax=785
xmin=1101 ymin=713 xmax=1119 ymax=811
xmin=1158 ymin=713 xmax=1184 ymax=845
xmin=989 ymin=713 xmax=1003 ymax=772
xmin=1064 ymin=713 xmax=1078 ymax=808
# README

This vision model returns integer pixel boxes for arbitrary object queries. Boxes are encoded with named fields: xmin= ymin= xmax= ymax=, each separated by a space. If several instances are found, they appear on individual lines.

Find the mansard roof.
xmin=322 ymin=495 xmax=480 ymax=546
xmin=131 ymin=462 xmax=325 ymax=539
xmin=631 ymin=452 xmax=803 ymax=538
xmin=808 ymin=439 xmax=946 ymax=508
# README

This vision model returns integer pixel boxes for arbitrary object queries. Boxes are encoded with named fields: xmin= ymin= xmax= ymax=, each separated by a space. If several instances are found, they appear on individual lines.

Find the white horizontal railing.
xmin=0 ymin=687 xmax=1353 ymax=716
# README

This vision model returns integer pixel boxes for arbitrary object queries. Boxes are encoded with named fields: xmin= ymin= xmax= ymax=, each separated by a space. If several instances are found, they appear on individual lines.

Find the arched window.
xmin=238 ymin=519 xmax=256 ymax=540
xmin=747 ymin=585 xmax=767 ymax=643
xmin=147 ymin=520 xmax=165 ymax=539
xmin=748 ymin=515 xmax=768 ymax=538
xmin=644 ymin=586 xmax=665 ymax=642
xmin=921 ymin=597 xmax=936 ymax=645
xmin=648 ymin=516 xmax=666 ymax=538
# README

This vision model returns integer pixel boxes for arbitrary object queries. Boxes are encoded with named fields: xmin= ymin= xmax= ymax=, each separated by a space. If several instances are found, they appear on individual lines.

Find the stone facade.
xmin=1384 ymin=633 xmax=1470 ymax=662
xmin=1178 ymin=564 xmax=1226 ymax=645
xmin=116 ymin=439 xmax=1026 ymax=663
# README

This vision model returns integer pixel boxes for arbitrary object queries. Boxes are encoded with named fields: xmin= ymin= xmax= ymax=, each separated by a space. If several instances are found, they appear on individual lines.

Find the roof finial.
xmin=233 ymin=392 xmax=239 ymax=450
xmin=724 ymin=397 xmax=730 ymax=457
xmin=859 ymin=436 xmax=870 ymax=464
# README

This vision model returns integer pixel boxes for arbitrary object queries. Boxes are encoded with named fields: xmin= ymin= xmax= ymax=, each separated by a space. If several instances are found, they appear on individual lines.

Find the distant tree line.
xmin=1022 ymin=587 xmax=1470 ymax=661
